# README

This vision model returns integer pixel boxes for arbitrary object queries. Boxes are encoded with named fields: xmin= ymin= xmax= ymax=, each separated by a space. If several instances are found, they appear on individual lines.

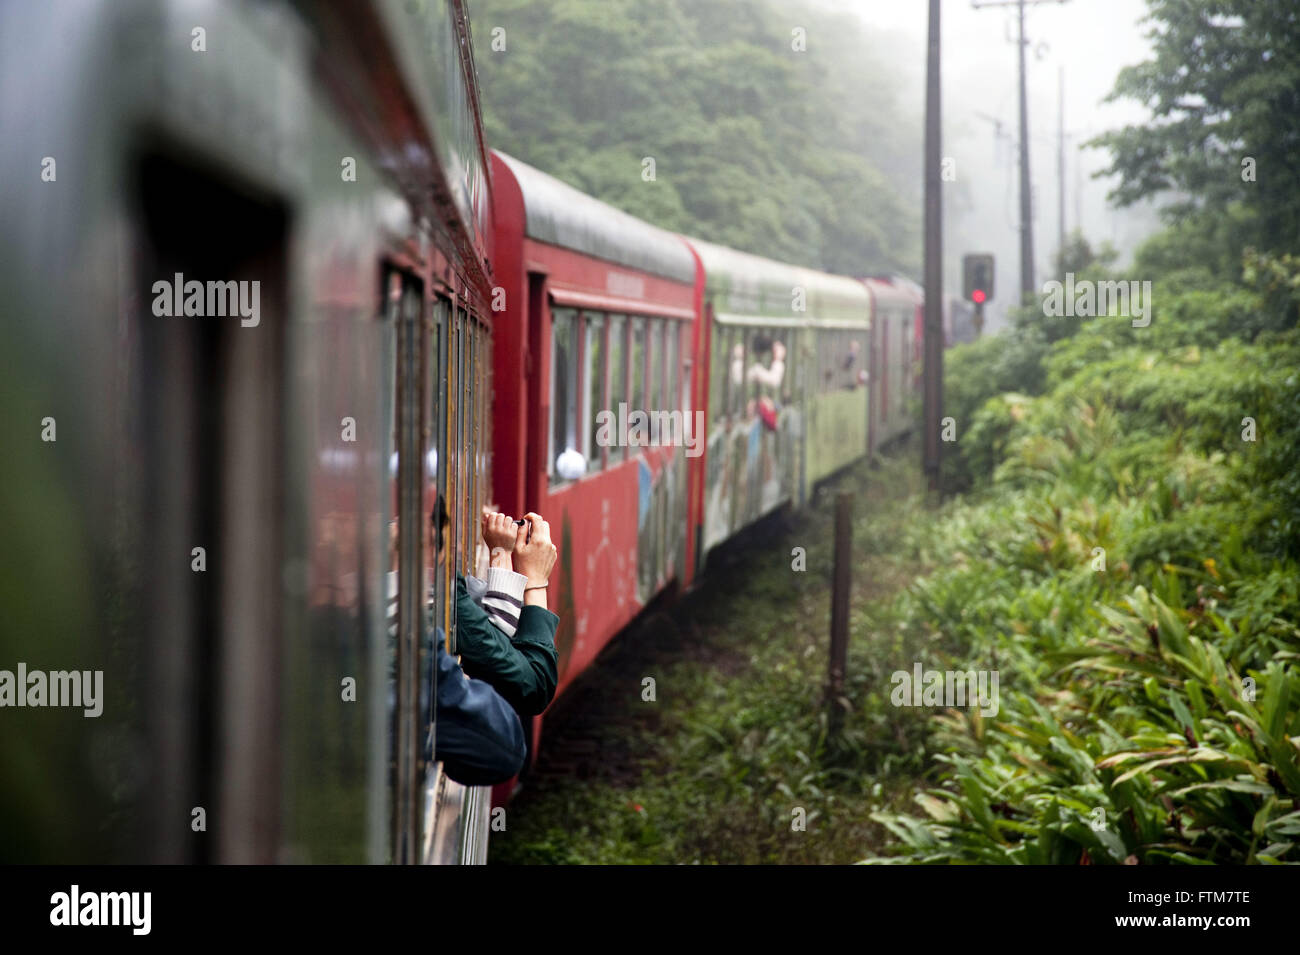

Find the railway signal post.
xmin=963 ymin=252 xmax=995 ymax=336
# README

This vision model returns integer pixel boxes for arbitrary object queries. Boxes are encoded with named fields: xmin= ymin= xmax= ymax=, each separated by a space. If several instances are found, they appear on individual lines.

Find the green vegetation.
xmin=491 ymin=242 xmax=1299 ymax=865
xmin=1090 ymin=0 xmax=1300 ymax=261
xmin=865 ymin=271 xmax=1300 ymax=863
xmin=471 ymin=0 xmax=921 ymax=276
xmin=491 ymin=451 xmax=937 ymax=864
xmin=485 ymin=0 xmax=1300 ymax=864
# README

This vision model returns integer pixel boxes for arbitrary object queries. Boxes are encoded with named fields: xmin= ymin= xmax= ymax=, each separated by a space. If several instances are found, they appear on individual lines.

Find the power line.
xmin=971 ymin=0 xmax=1070 ymax=300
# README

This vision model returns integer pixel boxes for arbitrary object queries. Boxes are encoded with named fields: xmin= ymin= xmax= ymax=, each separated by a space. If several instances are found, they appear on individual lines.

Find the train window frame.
xmin=732 ymin=327 xmax=749 ymax=417
xmin=819 ymin=329 xmax=829 ymax=394
xmin=607 ymin=314 xmax=626 ymax=465
xmin=582 ymin=311 xmax=607 ymax=474
xmin=463 ymin=313 xmax=475 ymax=567
xmin=709 ymin=316 xmax=726 ymax=428
xmin=629 ymin=316 xmax=645 ymax=456
xmin=678 ymin=321 xmax=692 ymax=423
xmin=430 ymin=299 xmax=450 ymax=644
xmin=462 ymin=312 xmax=473 ymax=565
xmin=649 ymin=318 xmax=663 ymax=417
xmin=548 ymin=307 xmax=579 ymax=484
xmin=476 ymin=321 xmax=485 ymax=548
xmin=438 ymin=308 xmax=453 ymax=643
xmin=386 ymin=265 xmax=428 ymax=863
xmin=446 ymin=309 xmax=460 ymax=648
xmin=784 ymin=326 xmax=796 ymax=398
xmin=453 ymin=312 xmax=463 ymax=572
xmin=665 ymin=319 xmax=679 ymax=416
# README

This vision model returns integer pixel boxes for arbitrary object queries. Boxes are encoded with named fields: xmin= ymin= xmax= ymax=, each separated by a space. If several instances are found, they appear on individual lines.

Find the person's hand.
xmin=513 ymin=512 xmax=557 ymax=587
xmin=482 ymin=508 xmax=518 ymax=553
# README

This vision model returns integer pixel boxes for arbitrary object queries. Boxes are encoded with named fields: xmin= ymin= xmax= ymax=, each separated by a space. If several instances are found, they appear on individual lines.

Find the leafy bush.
xmin=863 ymin=264 xmax=1300 ymax=865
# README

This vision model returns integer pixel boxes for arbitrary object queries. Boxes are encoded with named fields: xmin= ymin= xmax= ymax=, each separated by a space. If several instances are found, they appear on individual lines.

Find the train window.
xmin=549 ymin=308 xmax=578 ymax=481
xmin=666 ymin=320 xmax=679 ymax=414
xmin=463 ymin=315 xmax=473 ymax=564
xmin=787 ymin=328 xmax=801 ymax=397
xmin=582 ymin=312 xmax=606 ymax=473
xmin=455 ymin=313 xmax=465 ymax=570
xmin=678 ymin=322 xmax=692 ymax=422
xmin=629 ymin=317 xmax=645 ymax=454
xmin=463 ymin=314 xmax=475 ymax=565
xmin=880 ymin=319 xmax=889 ymax=419
xmin=386 ymin=266 xmax=428 ymax=863
xmin=607 ymin=314 xmax=626 ymax=464
xmin=463 ymin=318 xmax=472 ymax=564
xmin=647 ymin=319 xmax=660 ymax=413
xmin=831 ymin=330 xmax=842 ymax=390
xmin=477 ymin=321 xmax=491 ymax=554
xmin=731 ymin=329 xmax=747 ymax=416
xmin=128 ymin=153 xmax=290 ymax=863
xmin=813 ymin=330 xmax=824 ymax=394
xmin=822 ymin=331 xmax=836 ymax=394
xmin=843 ymin=330 xmax=856 ymax=390
xmin=709 ymin=320 xmax=726 ymax=426
xmin=439 ymin=308 xmax=453 ymax=642
xmin=749 ymin=328 xmax=771 ymax=401
xmin=826 ymin=330 xmax=847 ymax=393
xmin=451 ymin=312 xmax=462 ymax=601
xmin=431 ymin=300 xmax=450 ymax=643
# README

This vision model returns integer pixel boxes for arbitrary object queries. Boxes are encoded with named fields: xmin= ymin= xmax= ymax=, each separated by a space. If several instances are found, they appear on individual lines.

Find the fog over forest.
xmin=475 ymin=0 xmax=1166 ymax=333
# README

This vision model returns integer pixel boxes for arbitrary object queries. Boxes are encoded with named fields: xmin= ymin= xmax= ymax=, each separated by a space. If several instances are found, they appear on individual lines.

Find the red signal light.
xmin=972 ymin=289 xmax=986 ymax=304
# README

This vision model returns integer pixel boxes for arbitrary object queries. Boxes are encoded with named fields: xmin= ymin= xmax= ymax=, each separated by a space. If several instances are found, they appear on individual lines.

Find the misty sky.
xmin=819 ymin=0 xmax=1161 ymax=331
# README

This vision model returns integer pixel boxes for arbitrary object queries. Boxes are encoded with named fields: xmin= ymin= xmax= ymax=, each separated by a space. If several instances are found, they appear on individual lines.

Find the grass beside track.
xmin=489 ymin=445 xmax=935 ymax=864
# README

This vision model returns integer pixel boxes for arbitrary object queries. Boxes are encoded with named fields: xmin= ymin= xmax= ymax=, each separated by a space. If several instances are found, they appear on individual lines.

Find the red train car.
xmin=489 ymin=152 xmax=702 ymax=746
xmin=863 ymin=277 xmax=919 ymax=452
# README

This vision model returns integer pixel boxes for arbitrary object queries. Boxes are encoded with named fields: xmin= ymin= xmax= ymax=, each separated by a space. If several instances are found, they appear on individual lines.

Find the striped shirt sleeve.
xmin=480 ymin=566 xmax=526 ymax=638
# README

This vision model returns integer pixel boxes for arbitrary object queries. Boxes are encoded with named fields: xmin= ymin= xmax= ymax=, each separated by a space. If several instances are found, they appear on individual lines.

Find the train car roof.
xmin=862 ymin=276 xmax=920 ymax=311
xmin=686 ymin=237 xmax=869 ymax=326
xmin=493 ymin=151 xmax=697 ymax=285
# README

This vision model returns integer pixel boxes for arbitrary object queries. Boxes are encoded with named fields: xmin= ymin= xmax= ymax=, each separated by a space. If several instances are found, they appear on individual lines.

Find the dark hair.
xmin=429 ymin=494 xmax=450 ymax=536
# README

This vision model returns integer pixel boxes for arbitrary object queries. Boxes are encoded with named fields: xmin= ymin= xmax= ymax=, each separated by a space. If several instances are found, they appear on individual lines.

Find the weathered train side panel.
xmin=864 ymin=278 xmax=918 ymax=451
xmin=489 ymin=153 xmax=698 ymax=712
xmin=684 ymin=239 xmax=871 ymax=568
xmin=0 ymin=0 xmax=494 ymax=865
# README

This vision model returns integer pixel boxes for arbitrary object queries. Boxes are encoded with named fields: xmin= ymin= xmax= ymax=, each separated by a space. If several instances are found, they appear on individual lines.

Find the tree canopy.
xmin=471 ymin=0 xmax=921 ymax=278
xmin=1090 ymin=0 xmax=1300 ymax=262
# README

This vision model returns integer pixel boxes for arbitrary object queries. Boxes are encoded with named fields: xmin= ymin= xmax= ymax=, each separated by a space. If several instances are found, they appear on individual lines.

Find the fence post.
xmin=828 ymin=492 xmax=852 ymax=738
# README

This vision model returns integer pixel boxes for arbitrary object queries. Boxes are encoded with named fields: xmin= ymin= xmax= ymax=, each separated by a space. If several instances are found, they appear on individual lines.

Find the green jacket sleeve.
xmin=455 ymin=574 xmax=559 ymax=715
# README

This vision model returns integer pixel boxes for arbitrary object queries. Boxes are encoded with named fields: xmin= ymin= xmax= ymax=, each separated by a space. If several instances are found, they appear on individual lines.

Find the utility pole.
xmin=1058 ymin=64 xmax=1066 ymax=264
xmin=1016 ymin=0 xmax=1032 ymax=298
xmin=923 ymin=0 xmax=943 ymax=492
xmin=972 ymin=0 xmax=1069 ymax=301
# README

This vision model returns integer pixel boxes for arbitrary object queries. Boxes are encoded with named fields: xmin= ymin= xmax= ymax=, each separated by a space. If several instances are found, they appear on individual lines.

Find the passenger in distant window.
xmin=455 ymin=508 xmax=560 ymax=716
xmin=746 ymin=339 xmax=785 ymax=389
xmin=842 ymin=339 xmax=863 ymax=389
xmin=729 ymin=341 xmax=745 ymax=388
xmin=746 ymin=339 xmax=785 ymax=430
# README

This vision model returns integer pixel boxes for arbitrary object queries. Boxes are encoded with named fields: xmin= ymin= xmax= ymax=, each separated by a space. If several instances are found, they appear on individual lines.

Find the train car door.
xmin=525 ymin=272 xmax=548 ymax=509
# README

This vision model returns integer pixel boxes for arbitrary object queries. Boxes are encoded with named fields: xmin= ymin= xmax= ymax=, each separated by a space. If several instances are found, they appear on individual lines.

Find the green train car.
xmin=688 ymin=239 xmax=875 ymax=561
